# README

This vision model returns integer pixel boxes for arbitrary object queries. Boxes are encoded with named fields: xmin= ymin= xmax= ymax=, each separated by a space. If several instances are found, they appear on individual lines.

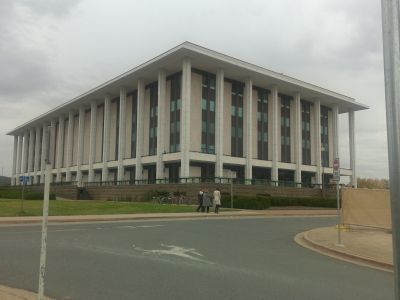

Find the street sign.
xmin=19 ymin=176 xmax=29 ymax=184
xmin=332 ymin=158 xmax=340 ymax=182
xmin=333 ymin=158 xmax=340 ymax=170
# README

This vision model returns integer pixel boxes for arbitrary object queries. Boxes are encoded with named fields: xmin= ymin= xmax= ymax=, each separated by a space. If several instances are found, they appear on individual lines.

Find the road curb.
xmin=294 ymin=231 xmax=393 ymax=272
xmin=0 ymin=211 xmax=336 ymax=225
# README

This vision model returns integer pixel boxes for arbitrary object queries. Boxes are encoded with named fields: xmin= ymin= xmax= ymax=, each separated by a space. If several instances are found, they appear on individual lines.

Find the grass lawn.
xmin=0 ymin=199 xmax=197 ymax=217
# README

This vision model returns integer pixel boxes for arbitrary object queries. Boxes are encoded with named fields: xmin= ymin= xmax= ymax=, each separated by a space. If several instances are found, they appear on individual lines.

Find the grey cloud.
xmin=0 ymin=1 xmax=81 ymax=98
xmin=17 ymin=0 xmax=81 ymax=17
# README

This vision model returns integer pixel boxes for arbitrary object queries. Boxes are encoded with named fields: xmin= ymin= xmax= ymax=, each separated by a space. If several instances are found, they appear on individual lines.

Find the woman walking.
xmin=202 ymin=189 xmax=212 ymax=213
xmin=213 ymin=188 xmax=221 ymax=214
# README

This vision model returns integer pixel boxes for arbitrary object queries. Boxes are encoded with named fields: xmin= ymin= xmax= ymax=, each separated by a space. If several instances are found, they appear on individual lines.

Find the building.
xmin=7 ymin=42 xmax=368 ymax=187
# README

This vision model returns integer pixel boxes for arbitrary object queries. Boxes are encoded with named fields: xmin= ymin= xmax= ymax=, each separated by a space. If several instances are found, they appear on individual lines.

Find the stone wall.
xmin=84 ymin=183 xmax=324 ymax=203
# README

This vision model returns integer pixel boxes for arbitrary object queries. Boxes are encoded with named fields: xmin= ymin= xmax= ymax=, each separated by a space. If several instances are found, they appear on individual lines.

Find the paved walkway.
xmin=296 ymin=226 xmax=393 ymax=272
xmin=0 ymin=285 xmax=51 ymax=300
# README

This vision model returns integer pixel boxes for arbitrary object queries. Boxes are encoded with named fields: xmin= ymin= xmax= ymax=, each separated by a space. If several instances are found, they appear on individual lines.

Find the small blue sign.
xmin=19 ymin=176 xmax=29 ymax=184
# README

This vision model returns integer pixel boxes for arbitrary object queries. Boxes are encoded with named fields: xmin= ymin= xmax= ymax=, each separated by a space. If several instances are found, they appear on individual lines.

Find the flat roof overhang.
xmin=7 ymin=42 xmax=369 ymax=136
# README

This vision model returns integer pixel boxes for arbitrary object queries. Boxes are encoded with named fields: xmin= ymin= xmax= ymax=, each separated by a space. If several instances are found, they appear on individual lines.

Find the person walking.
xmin=213 ymin=187 xmax=221 ymax=214
xmin=196 ymin=189 xmax=203 ymax=212
xmin=202 ymin=189 xmax=212 ymax=213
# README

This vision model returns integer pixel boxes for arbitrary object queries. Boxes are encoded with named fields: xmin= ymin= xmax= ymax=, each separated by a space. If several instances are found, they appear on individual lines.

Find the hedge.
xmin=0 ymin=188 xmax=55 ymax=200
xmin=221 ymin=195 xmax=336 ymax=210
xmin=221 ymin=195 xmax=271 ymax=209
xmin=269 ymin=197 xmax=336 ymax=208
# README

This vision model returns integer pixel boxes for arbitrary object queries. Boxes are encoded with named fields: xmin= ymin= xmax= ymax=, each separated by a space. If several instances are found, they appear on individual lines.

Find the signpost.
xmin=381 ymin=1 xmax=400 ymax=298
xmin=19 ymin=176 xmax=29 ymax=213
xmin=38 ymin=125 xmax=53 ymax=300
xmin=332 ymin=158 xmax=342 ymax=246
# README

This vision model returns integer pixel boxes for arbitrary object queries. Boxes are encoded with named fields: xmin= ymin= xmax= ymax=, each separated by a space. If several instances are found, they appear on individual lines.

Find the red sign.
xmin=333 ymin=158 xmax=340 ymax=170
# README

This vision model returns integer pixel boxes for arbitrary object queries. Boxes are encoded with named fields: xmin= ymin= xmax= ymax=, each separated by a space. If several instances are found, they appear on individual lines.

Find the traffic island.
xmin=295 ymin=226 xmax=393 ymax=272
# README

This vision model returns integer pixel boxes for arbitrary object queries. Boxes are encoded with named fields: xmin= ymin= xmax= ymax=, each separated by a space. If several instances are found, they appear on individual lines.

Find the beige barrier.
xmin=342 ymin=188 xmax=391 ymax=230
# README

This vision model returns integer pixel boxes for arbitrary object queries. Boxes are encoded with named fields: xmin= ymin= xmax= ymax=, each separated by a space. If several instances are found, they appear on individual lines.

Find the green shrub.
xmin=221 ymin=194 xmax=336 ymax=210
xmin=24 ymin=192 xmax=56 ymax=200
xmin=0 ymin=188 xmax=23 ymax=199
xmin=145 ymin=190 xmax=170 ymax=201
xmin=0 ymin=188 xmax=56 ymax=200
xmin=221 ymin=195 xmax=271 ymax=210
xmin=269 ymin=197 xmax=336 ymax=208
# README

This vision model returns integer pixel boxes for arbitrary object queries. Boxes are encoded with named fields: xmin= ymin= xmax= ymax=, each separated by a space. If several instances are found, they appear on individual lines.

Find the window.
xmin=112 ymin=97 xmax=120 ymax=160
xmin=280 ymin=94 xmax=291 ymax=163
xmin=129 ymin=91 xmax=138 ymax=158
xmin=201 ymin=72 xmax=216 ymax=154
xmin=169 ymin=73 xmax=181 ymax=153
xmin=321 ymin=106 xmax=329 ymax=167
xmin=148 ymin=82 xmax=158 ymax=156
xmin=38 ymin=127 xmax=43 ymax=169
xmin=301 ymin=100 xmax=311 ymax=165
xmin=231 ymin=81 xmax=244 ymax=157
xmin=257 ymin=88 xmax=269 ymax=160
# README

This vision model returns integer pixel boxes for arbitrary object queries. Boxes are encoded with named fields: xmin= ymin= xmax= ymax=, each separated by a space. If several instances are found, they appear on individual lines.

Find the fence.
xmin=83 ymin=177 xmax=325 ymax=189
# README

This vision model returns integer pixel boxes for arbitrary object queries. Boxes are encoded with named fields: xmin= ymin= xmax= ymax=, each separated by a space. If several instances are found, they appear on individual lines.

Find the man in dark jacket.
xmin=196 ymin=190 xmax=203 ymax=212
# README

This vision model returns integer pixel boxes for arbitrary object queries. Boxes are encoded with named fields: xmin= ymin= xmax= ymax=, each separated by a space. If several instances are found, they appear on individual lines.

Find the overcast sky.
xmin=0 ymin=0 xmax=387 ymax=179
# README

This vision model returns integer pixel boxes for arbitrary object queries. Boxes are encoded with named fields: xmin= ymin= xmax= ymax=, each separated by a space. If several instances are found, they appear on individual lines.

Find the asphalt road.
xmin=0 ymin=217 xmax=394 ymax=300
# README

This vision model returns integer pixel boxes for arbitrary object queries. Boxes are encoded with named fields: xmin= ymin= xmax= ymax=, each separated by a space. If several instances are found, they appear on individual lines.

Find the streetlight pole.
xmin=381 ymin=1 xmax=400 ymax=298
xmin=38 ymin=124 xmax=53 ymax=300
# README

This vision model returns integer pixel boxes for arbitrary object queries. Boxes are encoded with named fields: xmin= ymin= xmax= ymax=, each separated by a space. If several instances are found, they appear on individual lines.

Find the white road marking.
xmin=118 ymin=225 xmax=164 ymax=229
xmin=53 ymin=228 xmax=88 ymax=232
xmin=132 ymin=243 xmax=215 ymax=264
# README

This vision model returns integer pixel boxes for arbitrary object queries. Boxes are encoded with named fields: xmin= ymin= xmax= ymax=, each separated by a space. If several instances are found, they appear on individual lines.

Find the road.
xmin=0 ymin=216 xmax=394 ymax=300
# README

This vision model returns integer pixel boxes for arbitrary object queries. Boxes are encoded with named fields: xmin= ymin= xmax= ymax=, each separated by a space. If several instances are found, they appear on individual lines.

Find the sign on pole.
xmin=19 ymin=176 xmax=29 ymax=184
xmin=332 ymin=158 xmax=340 ymax=182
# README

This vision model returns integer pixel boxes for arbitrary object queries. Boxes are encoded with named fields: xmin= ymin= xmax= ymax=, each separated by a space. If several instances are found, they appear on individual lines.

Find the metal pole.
xmin=38 ymin=163 xmax=51 ymax=300
xmin=20 ymin=181 xmax=25 ymax=213
xmin=336 ymin=181 xmax=342 ymax=245
xmin=38 ymin=125 xmax=53 ymax=300
xmin=381 ymin=1 xmax=400 ymax=298
xmin=230 ymin=179 xmax=233 ymax=209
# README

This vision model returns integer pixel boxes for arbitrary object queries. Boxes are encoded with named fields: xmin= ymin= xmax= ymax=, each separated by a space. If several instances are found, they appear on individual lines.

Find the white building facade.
xmin=8 ymin=42 xmax=367 ymax=187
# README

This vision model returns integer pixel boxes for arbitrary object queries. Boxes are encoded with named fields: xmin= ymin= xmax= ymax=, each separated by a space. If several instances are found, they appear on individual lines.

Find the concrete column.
xmin=271 ymin=86 xmax=279 ymax=182
xmin=294 ymin=93 xmax=302 ymax=186
xmin=245 ymin=78 xmax=253 ymax=182
xmin=16 ymin=135 xmax=23 ymax=185
xmin=215 ymin=69 xmax=224 ymax=178
xmin=22 ymin=131 xmax=29 ymax=173
xmin=33 ymin=126 xmax=41 ymax=183
xmin=156 ymin=70 xmax=167 ymax=180
xmin=102 ymin=95 xmax=111 ymax=182
xmin=28 ymin=129 xmax=35 ymax=173
xmin=56 ymin=116 xmax=65 ymax=182
xmin=349 ymin=111 xmax=357 ymax=187
xmin=117 ymin=88 xmax=127 ymax=181
xmin=332 ymin=104 xmax=340 ymax=162
xmin=11 ymin=135 xmax=18 ymax=185
xmin=314 ymin=100 xmax=322 ymax=184
xmin=49 ymin=120 xmax=57 ymax=183
xmin=65 ymin=111 xmax=74 ymax=182
xmin=135 ymin=81 xmax=145 ymax=181
xmin=88 ymin=101 xmax=97 ymax=182
xmin=76 ymin=107 xmax=85 ymax=184
xmin=40 ymin=124 xmax=47 ymax=184
xmin=180 ymin=57 xmax=191 ymax=178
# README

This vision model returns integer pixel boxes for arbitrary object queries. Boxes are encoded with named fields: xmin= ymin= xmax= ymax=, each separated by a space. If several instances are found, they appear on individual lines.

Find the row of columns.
xmin=10 ymin=57 xmax=357 ymax=187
